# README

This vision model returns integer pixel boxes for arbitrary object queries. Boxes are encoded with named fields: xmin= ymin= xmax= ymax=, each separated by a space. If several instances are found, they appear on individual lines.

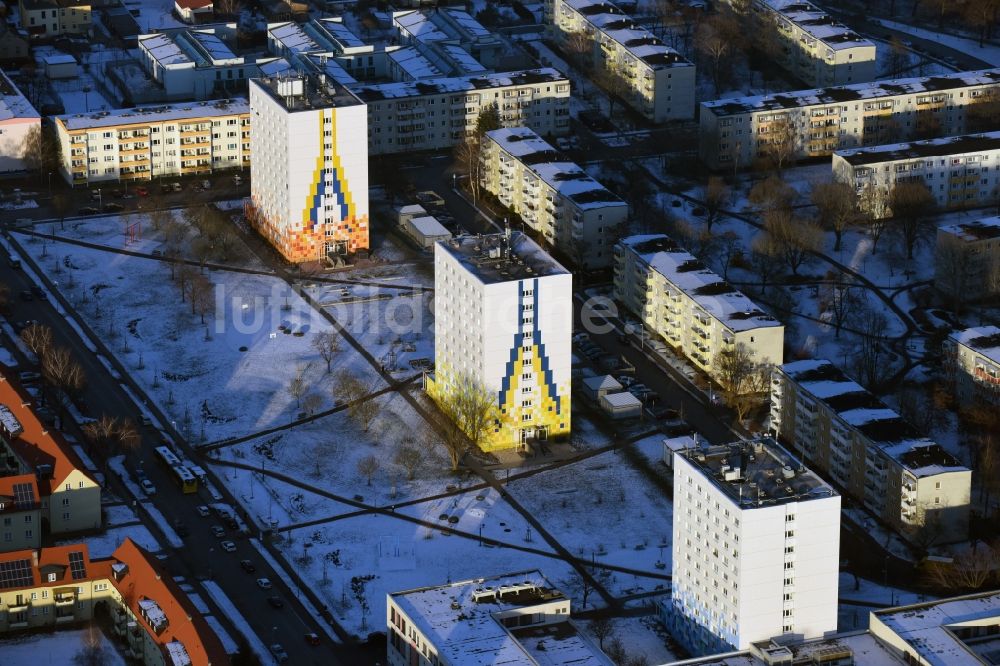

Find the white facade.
xmin=935 ymin=216 xmax=1000 ymax=302
xmin=392 ymin=8 xmax=503 ymax=68
xmin=739 ymin=0 xmax=876 ymax=87
xmin=432 ymin=232 xmax=572 ymax=451
xmin=481 ymin=127 xmax=627 ymax=270
xmin=53 ymin=98 xmax=250 ymax=185
xmin=548 ymin=0 xmax=695 ymax=122
xmin=248 ymin=75 xmax=369 ymax=263
xmin=946 ymin=326 xmax=1000 ymax=407
xmin=700 ymin=68 xmax=1000 ymax=170
xmin=355 ymin=69 xmax=572 ymax=155
xmin=833 ymin=132 xmax=1000 ymax=218
xmin=771 ymin=359 xmax=971 ymax=544
xmin=387 ymin=571 xmax=612 ymax=666
xmin=0 ymin=69 xmax=41 ymax=174
xmin=668 ymin=439 xmax=840 ymax=655
xmin=613 ymin=235 xmax=784 ymax=384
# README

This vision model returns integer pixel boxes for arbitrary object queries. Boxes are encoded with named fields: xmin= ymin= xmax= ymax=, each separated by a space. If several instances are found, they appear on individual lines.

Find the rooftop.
xmin=55 ymin=97 xmax=249 ymax=131
xmin=765 ymin=0 xmax=874 ymax=51
xmin=780 ymin=359 xmax=967 ymax=477
xmin=619 ymin=234 xmax=782 ymax=333
xmin=950 ymin=325 xmax=1000 ymax=365
xmin=350 ymin=68 xmax=568 ymax=101
xmin=563 ymin=0 xmax=691 ymax=68
xmin=0 ymin=69 xmax=40 ymax=122
xmin=664 ymin=632 xmax=905 ymax=665
xmin=387 ymin=46 xmax=443 ymax=80
xmin=437 ymin=231 xmax=569 ymax=285
xmin=703 ymin=68 xmax=1000 ymax=116
xmin=677 ymin=437 xmax=836 ymax=508
xmin=251 ymin=74 xmax=362 ymax=112
xmin=836 ymin=131 xmax=1000 ymax=166
xmin=873 ymin=590 xmax=1000 ymax=665
xmin=390 ymin=570 xmax=611 ymax=666
xmin=939 ymin=215 xmax=1000 ymax=243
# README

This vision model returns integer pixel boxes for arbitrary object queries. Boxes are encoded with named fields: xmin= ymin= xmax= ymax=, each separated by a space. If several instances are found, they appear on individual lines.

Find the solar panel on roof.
xmin=0 ymin=559 xmax=33 ymax=589
xmin=12 ymin=483 xmax=34 ymax=509
xmin=68 ymin=551 xmax=87 ymax=580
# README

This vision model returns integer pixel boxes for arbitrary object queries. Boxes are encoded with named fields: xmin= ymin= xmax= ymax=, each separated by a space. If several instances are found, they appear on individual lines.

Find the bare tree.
xmin=822 ymin=284 xmax=858 ymax=339
xmin=334 ymin=369 xmax=381 ymax=433
xmin=20 ymin=322 xmax=54 ymax=357
xmin=890 ymin=181 xmax=936 ymax=259
xmin=434 ymin=374 xmax=498 ymax=470
xmin=701 ymin=176 xmax=730 ymax=231
xmin=41 ymin=346 xmax=86 ymax=400
xmin=593 ymin=68 xmax=631 ymax=119
xmin=288 ymin=367 xmax=307 ymax=409
xmin=191 ymin=235 xmax=213 ymax=271
xmin=190 ymin=274 xmax=214 ymax=324
xmin=73 ymin=623 xmax=109 ymax=666
xmin=302 ymin=392 xmax=324 ymax=416
xmin=748 ymin=175 xmax=795 ymax=214
xmin=312 ymin=330 xmax=342 ymax=373
xmin=763 ymin=209 xmax=822 ymax=276
xmin=147 ymin=195 xmax=172 ymax=232
xmin=453 ymin=138 xmax=484 ymax=204
xmin=887 ymin=36 xmax=910 ymax=78
xmin=564 ymin=31 xmax=594 ymax=71
xmin=695 ymin=14 xmax=738 ymax=95
xmin=590 ymin=617 xmax=613 ymax=650
xmin=113 ymin=419 xmax=141 ymax=459
xmin=715 ymin=343 xmax=770 ymax=423
xmin=393 ymin=442 xmax=421 ymax=480
xmin=850 ymin=297 xmax=890 ymax=390
xmin=760 ymin=116 xmax=798 ymax=172
xmin=357 ymin=454 xmax=380 ymax=487
xmin=858 ymin=184 xmax=892 ymax=254
xmin=811 ymin=181 xmax=858 ymax=251
xmin=925 ymin=541 xmax=999 ymax=591
xmin=176 ymin=264 xmax=197 ymax=302
xmin=749 ymin=232 xmax=784 ymax=292
xmin=51 ymin=192 xmax=71 ymax=230
xmin=716 ymin=230 xmax=742 ymax=280
xmin=968 ymin=86 xmax=1000 ymax=133
xmin=82 ymin=415 xmax=137 ymax=470
xmin=605 ymin=637 xmax=627 ymax=665
xmin=20 ymin=124 xmax=59 ymax=183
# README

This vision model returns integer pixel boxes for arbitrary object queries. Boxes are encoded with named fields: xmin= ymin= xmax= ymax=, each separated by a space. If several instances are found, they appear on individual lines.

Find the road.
xmin=0 ymin=235 xmax=360 ymax=665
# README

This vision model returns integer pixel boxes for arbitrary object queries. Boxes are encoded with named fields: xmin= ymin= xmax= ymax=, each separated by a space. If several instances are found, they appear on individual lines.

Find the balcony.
xmin=55 ymin=593 xmax=75 ymax=605
xmin=8 ymin=601 xmax=29 ymax=613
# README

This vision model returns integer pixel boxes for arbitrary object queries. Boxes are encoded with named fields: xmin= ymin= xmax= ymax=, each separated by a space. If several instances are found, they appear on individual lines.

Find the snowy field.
xmin=0 ymin=628 xmax=126 ymax=666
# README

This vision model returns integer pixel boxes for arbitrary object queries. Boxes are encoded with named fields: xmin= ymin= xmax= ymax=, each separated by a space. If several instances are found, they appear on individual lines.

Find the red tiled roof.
xmin=0 ymin=474 xmax=40 ymax=511
xmin=111 ymin=539 xmax=229 ymax=666
xmin=175 ymin=0 xmax=213 ymax=10
xmin=0 ymin=373 xmax=96 ymax=495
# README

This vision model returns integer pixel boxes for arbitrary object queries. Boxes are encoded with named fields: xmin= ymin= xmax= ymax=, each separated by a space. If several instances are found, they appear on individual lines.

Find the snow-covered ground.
xmin=0 ymin=627 xmax=126 ymax=665
xmin=58 ymin=523 xmax=161 ymax=558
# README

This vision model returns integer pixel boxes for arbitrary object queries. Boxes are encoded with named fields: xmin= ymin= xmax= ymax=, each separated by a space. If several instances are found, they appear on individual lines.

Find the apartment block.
xmin=393 ymin=8 xmax=503 ymax=68
xmin=771 ymin=359 xmax=971 ymax=544
xmin=18 ymin=0 xmax=91 ymax=37
xmin=548 ymin=0 xmax=695 ymax=122
xmin=1 ymin=373 xmax=101 ymax=543
xmin=53 ymin=98 xmax=250 ymax=186
xmin=480 ymin=127 xmax=627 ymax=270
xmin=665 ymin=438 xmax=840 ymax=655
xmin=138 ymin=25 xmax=280 ymax=100
xmin=946 ymin=326 xmax=1000 ymax=407
xmin=613 ymin=235 xmax=784 ymax=385
xmin=0 ymin=540 xmax=227 ymax=665
xmin=247 ymin=75 xmax=368 ymax=263
xmin=0 ymin=69 xmax=41 ymax=174
xmin=935 ymin=216 xmax=1000 ymax=303
xmin=355 ymin=68 xmax=572 ymax=155
xmin=387 ymin=570 xmax=612 ymax=665
xmin=743 ymin=0 xmax=876 ymax=87
xmin=429 ymin=231 xmax=571 ymax=452
xmin=700 ymin=68 xmax=1000 ymax=170
xmin=833 ymin=132 xmax=1000 ymax=217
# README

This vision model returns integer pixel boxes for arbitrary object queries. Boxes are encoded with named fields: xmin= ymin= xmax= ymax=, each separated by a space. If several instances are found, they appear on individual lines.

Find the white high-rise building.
xmin=247 ymin=74 xmax=369 ymax=263
xmin=665 ymin=438 xmax=840 ymax=656
xmin=429 ymin=231 xmax=572 ymax=452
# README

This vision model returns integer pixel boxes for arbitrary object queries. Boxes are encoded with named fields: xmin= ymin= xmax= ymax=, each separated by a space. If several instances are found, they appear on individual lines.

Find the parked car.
xmin=269 ymin=644 xmax=288 ymax=663
xmin=211 ymin=525 xmax=226 ymax=538
xmin=240 ymin=559 xmax=256 ymax=573
xmin=197 ymin=505 xmax=211 ymax=518
xmin=170 ymin=182 xmax=182 ymax=192
xmin=220 ymin=540 xmax=236 ymax=553
xmin=304 ymin=633 xmax=320 ymax=646
xmin=18 ymin=290 xmax=33 ymax=301
xmin=267 ymin=596 xmax=285 ymax=609
xmin=256 ymin=578 xmax=273 ymax=590
xmin=140 ymin=479 xmax=156 ymax=495
xmin=30 ymin=286 xmax=46 ymax=300
xmin=174 ymin=522 xmax=190 ymax=538
xmin=78 ymin=207 xmax=99 ymax=215
xmin=8 ymin=255 xmax=22 ymax=269
xmin=135 ymin=186 xmax=149 ymax=197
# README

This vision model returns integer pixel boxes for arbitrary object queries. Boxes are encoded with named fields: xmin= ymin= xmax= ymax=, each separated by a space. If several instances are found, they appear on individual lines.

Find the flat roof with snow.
xmin=780 ymin=359 xmax=967 ymax=477
xmin=619 ymin=234 xmax=782 ymax=333
xmin=835 ymin=131 xmax=1000 ymax=167
xmin=561 ymin=0 xmax=692 ymax=69
xmin=437 ymin=231 xmax=568 ymax=285
xmin=583 ymin=375 xmax=622 ymax=392
xmin=939 ymin=216 xmax=1000 ymax=243
xmin=351 ymin=68 xmax=568 ymax=101
xmin=764 ymin=0 xmax=874 ymax=50
xmin=703 ymin=68 xmax=1000 ymax=116
xmin=390 ymin=570 xmax=610 ymax=666
xmin=950 ymin=326 xmax=1000 ymax=365
xmin=55 ymin=98 xmax=248 ymax=131
xmin=139 ymin=33 xmax=195 ymax=67
xmin=408 ymin=215 xmax=451 ymax=238
xmin=387 ymin=46 xmax=443 ymax=79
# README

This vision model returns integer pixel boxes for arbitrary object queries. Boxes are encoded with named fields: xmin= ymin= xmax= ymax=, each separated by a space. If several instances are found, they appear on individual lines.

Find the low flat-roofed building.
xmin=771 ymin=359 xmax=970 ymax=543
xmin=174 ymin=0 xmax=213 ymax=23
xmin=547 ymin=0 xmax=695 ymax=122
xmin=387 ymin=570 xmax=613 ymax=665
xmin=0 ymin=68 xmax=40 ymax=173
xmin=700 ymin=68 xmax=1000 ymax=170
xmin=833 ymin=132 xmax=1000 ymax=218
xmin=403 ymin=215 xmax=451 ymax=249
xmin=946 ymin=326 xmax=1000 ymax=406
xmin=53 ymin=97 xmax=250 ymax=185
xmin=614 ymin=234 xmax=784 ymax=385
xmin=935 ymin=216 xmax=1000 ymax=303
xmin=481 ymin=127 xmax=627 ymax=270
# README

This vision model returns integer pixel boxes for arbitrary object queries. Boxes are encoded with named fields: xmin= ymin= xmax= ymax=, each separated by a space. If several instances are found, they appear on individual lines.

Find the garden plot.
xmin=16 ymin=237 xmax=379 ymax=443
xmin=508 ymin=450 xmax=674 ymax=573
xmin=277 ymin=512 xmax=578 ymax=639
